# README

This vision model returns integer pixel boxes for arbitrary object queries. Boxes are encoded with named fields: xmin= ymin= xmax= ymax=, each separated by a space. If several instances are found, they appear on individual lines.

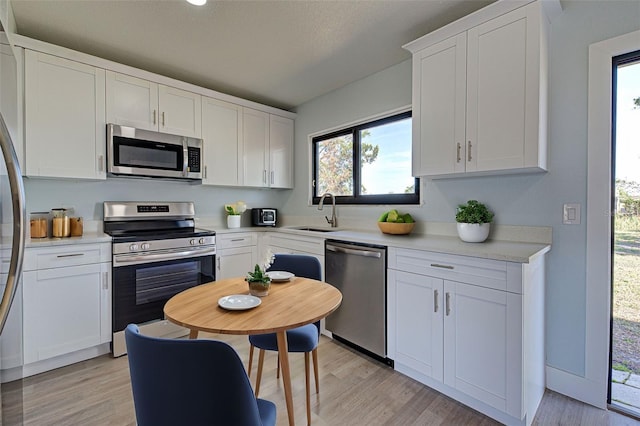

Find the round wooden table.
xmin=164 ymin=276 xmax=342 ymax=426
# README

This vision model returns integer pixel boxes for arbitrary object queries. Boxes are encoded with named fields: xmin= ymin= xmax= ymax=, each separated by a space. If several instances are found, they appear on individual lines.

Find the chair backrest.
xmin=267 ymin=254 xmax=322 ymax=281
xmin=268 ymin=254 xmax=322 ymax=332
xmin=125 ymin=324 xmax=265 ymax=426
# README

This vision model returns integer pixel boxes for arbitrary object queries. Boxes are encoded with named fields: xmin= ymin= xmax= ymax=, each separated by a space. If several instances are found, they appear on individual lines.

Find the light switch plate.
xmin=563 ymin=203 xmax=581 ymax=225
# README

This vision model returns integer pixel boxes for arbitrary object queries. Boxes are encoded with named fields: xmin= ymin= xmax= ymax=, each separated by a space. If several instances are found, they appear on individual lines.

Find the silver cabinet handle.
xmin=102 ymin=271 xmax=109 ymax=290
xmin=57 ymin=253 xmax=85 ymax=258
xmin=434 ymin=289 xmax=439 ymax=313
xmin=270 ymin=170 xmax=274 ymax=185
xmin=467 ymin=141 xmax=472 ymax=162
xmin=98 ymin=155 xmax=104 ymax=172
xmin=204 ymin=165 xmax=208 ymax=179
xmin=217 ymin=256 xmax=221 ymax=272
xmin=161 ymin=111 xmax=165 ymax=127
xmin=153 ymin=109 xmax=157 ymax=125
xmin=263 ymin=170 xmax=267 ymax=184
xmin=456 ymin=143 xmax=461 ymax=163
xmin=230 ymin=238 xmax=245 ymax=242
xmin=430 ymin=263 xmax=454 ymax=270
xmin=446 ymin=292 xmax=451 ymax=316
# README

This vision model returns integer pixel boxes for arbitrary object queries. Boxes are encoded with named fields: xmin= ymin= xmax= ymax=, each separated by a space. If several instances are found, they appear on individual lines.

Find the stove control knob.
xmin=141 ymin=243 xmax=150 ymax=250
xmin=199 ymin=238 xmax=205 ymax=244
xmin=190 ymin=239 xmax=196 ymax=245
xmin=129 ymin=244 xmax=139 ymax=251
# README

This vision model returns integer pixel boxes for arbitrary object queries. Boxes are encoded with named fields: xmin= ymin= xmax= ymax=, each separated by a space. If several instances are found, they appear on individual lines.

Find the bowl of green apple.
xmin=377 ymin=209 xmax=415 ymax=235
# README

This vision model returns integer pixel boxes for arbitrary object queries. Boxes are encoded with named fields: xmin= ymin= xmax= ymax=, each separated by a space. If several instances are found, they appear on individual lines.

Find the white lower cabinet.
xmin=262 ymin=232 xmax=325 ymax=279
xmin=22 ymin=243 xmax=111 ymax=365
xmin=216 ymin=232 xmax=258 ymax=279
xmin=388 ymin=247 xmax=545 ymax=426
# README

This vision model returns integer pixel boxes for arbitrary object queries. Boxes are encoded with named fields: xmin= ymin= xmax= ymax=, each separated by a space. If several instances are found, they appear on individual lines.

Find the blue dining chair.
xmin=247 ymin=254 xmax=322 ymax=426
xmin=125 ymin=324 xmax=276 ymax=426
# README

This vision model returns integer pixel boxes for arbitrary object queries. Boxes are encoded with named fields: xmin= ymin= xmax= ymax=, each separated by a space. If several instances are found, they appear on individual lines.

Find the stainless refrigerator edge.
xmin=0 ymin=33 xmax=27 ymax=424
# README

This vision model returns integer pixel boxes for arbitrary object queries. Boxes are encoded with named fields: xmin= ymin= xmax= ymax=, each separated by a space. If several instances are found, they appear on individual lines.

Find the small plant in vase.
xmin=455 ymin=200 xmax=494 ymax=243
xmin=245 ymin=251 xmax=275 ymax=297
xmin=224 ymin=201 xmax=247 ymax=229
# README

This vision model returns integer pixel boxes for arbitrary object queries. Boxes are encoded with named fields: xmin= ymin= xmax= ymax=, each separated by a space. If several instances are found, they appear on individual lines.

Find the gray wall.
xmin=286 ymin=0 xmax=640 ymax=377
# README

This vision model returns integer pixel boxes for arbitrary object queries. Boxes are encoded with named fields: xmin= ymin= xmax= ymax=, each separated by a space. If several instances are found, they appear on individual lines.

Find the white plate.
xmin=267 ymin=271 xmax=295 ymax=282
xmin=218 ymin=295 xmax=262 ymax=310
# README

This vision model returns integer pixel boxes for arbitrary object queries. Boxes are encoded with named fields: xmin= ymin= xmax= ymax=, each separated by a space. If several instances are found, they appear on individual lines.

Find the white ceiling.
xmin=8 ymin=0 xmax=493 ymax=111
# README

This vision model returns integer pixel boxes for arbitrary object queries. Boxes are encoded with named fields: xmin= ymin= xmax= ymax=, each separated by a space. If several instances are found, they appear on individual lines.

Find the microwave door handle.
xmin=182 ymin=138 xmax=189 ymax=176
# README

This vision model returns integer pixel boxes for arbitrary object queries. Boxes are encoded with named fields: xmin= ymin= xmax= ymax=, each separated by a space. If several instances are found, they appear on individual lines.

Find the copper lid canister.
xmin=70 ymin=217 xmax=83 ymax=237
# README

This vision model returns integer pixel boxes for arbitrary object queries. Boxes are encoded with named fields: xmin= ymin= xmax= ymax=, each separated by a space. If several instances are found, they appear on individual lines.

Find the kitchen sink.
xmin=289 ymin=226 xmax=338 ymax=233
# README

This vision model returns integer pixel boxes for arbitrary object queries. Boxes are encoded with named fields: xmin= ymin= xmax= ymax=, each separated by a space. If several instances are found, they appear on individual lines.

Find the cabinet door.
xmin=24 ymin=50 xmax=106 ymax=179
xmin=269 ymin=115 xmax=293 ymax=188
xmin=242 ymin=108 xmax=269 ymax=187
xmin=0 ymin=43 xmax=24 ymax=172
xmin=443 ymin=280 xmax=522 ymax=416
xmin=158 ymin=85 xmax=201 ymax=138
xmin=100 ymin=263 xmax=112 ymax=344
xmin=0 ymin=275 xmax=23 ymax=370
xmin=466 ymin=4 xmax=537 ymax=172
xmin=201 ymin=97 xmax=243 ymax=186
xmin=23 ymin=264 xmax=104 ymax=364
xmin=388 ymin=270 xmax=443 ymax=381
xmin=105 ymin=70 xmax=159 ymax=131
xmin=412 ymin=33 xmax=466 ymax=176
xmin=217 ymin=247 xmax=257 ymax=280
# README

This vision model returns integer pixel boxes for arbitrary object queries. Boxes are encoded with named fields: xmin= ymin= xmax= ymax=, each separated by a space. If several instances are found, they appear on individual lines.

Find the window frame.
xmin=311 ymin=111 xmax=419 ymax=206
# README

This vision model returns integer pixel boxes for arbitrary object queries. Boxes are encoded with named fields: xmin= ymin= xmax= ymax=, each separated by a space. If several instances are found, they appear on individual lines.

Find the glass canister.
xmin=70 ymin=217 xmax=83 ymax=237
xmin=51 ymin=208 xmax=70 ymax=237
xmin=29 ymin=212 xmax=49 ymax=238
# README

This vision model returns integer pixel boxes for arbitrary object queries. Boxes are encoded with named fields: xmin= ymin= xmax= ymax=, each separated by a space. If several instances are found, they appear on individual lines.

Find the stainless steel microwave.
xmin=107 ymin=123 xmax=203 ymax=181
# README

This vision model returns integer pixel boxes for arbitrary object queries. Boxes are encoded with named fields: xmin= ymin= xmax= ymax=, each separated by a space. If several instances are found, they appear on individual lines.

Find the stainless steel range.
xmin=104 ymin=201 xmax=216 ymax=356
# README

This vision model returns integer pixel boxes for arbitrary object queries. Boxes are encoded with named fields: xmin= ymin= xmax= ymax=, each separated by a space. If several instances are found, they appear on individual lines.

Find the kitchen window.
xmin=312 ymin=111 xmax=419 ymax=205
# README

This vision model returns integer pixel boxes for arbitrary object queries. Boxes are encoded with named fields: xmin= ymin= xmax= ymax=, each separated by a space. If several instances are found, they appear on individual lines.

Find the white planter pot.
xmin=457 ymin=222 xmax=490 ymax=243
xmin=227 ymin=215 xmax=241 ymax=229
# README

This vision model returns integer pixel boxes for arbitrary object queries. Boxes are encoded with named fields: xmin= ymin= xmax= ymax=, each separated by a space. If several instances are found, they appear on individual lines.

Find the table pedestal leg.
xmin=188 ymin=329 xmax=198 ymax=339
xmin=277 ymin=331 xmax=295 ymax=426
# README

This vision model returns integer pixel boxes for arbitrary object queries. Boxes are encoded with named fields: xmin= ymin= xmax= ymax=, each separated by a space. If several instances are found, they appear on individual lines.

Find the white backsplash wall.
xmin=23 ymin=177 xmax=290 ymax=229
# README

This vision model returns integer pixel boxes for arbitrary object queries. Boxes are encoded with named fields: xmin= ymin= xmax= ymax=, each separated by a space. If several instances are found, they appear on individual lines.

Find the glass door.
xmin=610 ymin=50 xmax=640 ymax=418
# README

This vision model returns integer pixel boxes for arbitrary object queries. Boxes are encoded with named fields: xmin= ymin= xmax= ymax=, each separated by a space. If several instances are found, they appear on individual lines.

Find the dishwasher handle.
xmin=326 ymin=243 xmax=382 ymax=259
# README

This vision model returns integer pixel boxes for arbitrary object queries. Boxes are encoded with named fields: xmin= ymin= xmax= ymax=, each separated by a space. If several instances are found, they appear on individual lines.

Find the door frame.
xmin=585 ymin=29 xmax=640 ymax=409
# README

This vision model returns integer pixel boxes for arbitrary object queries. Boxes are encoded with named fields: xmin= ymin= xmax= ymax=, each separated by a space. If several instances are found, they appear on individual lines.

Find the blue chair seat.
xmin=249 ymin=324 xmax=319 ymax=352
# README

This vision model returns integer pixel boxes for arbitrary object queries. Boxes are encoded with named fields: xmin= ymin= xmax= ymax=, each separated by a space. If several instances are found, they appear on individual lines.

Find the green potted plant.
xmin=455 ymin=200 xmax=494 ymax=243
xmin=224 ymin=201 xmax=247 ymax=229
xmin=245 ymin=252 xmax=275 ymax=296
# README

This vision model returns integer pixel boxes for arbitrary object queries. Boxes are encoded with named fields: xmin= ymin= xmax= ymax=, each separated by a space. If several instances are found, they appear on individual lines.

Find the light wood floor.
xmin=2 ymin=334 xmax=639 ymax=426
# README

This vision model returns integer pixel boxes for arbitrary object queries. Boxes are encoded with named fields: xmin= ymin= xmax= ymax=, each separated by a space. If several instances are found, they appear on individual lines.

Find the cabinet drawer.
xmin=265 ymin=233 xmax=324 ymax=255
xmin=217 ymin=232 xmax=257 ymax=249
xmin=24 ymin=243 xmax=111 ymax=271
xmin=389 ymin=247 xmax=513 ymax=292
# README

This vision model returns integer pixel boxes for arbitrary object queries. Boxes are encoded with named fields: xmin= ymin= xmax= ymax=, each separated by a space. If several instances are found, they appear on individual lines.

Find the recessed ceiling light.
xmin=186 ymin=0 xmax=206 ymax=5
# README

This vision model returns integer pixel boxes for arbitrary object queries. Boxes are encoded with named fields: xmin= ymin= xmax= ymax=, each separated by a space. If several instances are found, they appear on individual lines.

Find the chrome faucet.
xmin=318 ymin=193 xmax=337 ymax=227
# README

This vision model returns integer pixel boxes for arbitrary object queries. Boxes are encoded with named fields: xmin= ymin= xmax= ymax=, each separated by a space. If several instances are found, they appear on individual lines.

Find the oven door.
xmin=112 ymin=251 xmax=215 ymax=332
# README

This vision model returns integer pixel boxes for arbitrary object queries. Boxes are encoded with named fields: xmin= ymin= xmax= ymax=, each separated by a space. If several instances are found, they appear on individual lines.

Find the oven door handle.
xmin=113 ymin=246 xmax=216 ymax=267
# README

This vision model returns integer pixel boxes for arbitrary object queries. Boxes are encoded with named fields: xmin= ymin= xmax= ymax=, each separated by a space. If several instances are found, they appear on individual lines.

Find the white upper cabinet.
xmin=0 ymin=42 xmax=24 ymax=172
xmin=406 ymin=1 xmax=552 ymax=178
xmin=242 ymin=107 xmax=270 ymax=187
xmin=201 ymin=96 xmax=243 ymax=186
xmin=269 ymin=114 xmax=294 ymax=188
xmin=24 ymin=50 xmax=106 ymax=179
xmin=242 ymin=108 xmax=294 ymax=188
xmin=106 ymin=70 xmax=201 ymax=138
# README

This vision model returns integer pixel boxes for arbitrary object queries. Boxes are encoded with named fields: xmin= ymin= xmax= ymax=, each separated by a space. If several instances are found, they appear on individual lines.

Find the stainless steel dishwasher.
xmin=325 ymin=240 xmax=391 ymax=365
